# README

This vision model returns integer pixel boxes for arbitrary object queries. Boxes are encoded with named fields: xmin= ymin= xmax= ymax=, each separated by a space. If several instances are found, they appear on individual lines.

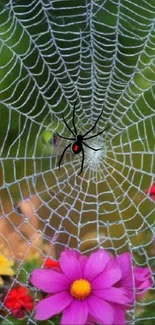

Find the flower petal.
xmin=12 ymin=309 xmax=25 ymax=319
xmin=61 ymin=300 xmax=88 ymax=325
xmin=136 ymin=279 xmax=152 ymax=293
xmin=116 ymin=253 xmax=132 ymax=276
xmin=87 ymin=295 xmax=114 ymax=325
xmin=144 ymin=183 xmax=155 ymax=200
xmin=60 ymin=251 xmax=82 ymax=281
xmin=61 ymin=250 xmax=87 ymax=276
xmin=79 ymin=256 xmax=88 ymax=274
xmin=116 ymin=253 xmax=133 ymax=287
xmin=112 ymin=305 xmax=126 ymax=325
xmin=134 ymin=267 xmax=151 ymax=281
xmin=87 ymin=314 xmax=101 ymax=325
xmin=84 ymin=249 xmax=111 ymax=281
xmin=92 ymin=259 xmax=122 ymax=290
xmin=30 ymin=269 xmax=70 ymax=293
xmin=64 ymin=249 xmax=81 ymax=259
xmin=34 ymin=292 xmax=73 ymax=320
xmin=134 ymin=267 xmax=152 ymax=293
xmin=0 ymin=267 xmax=15 ymax=276
xmin=44 ymin=258 xmax=60 ymax=269
xmin=93 ymin=287 xmax=133 ymax=305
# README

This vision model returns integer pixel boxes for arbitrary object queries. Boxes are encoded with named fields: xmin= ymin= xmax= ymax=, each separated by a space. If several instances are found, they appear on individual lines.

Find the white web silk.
xmin=0 ymin=0 xmax=155 ymax=323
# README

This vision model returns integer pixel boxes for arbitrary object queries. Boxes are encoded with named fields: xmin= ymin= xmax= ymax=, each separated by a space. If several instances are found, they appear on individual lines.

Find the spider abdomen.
xmin=72 ymin=141 xmax=82 ymax=154
xmin=57 ymin=102 xmax=108 ymax=175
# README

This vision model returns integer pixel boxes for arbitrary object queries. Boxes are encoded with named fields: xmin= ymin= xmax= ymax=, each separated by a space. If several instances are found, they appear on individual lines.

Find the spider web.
xmin=0 ymin=0 xmax=155 ymax=323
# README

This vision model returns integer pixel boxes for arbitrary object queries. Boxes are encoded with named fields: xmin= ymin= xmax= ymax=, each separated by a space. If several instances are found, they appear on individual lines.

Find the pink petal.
xmin=79 ymin=256 xmax=88 ymax=274
xmin=62 ymin=250 xmax=88 ymax=274
xmin=64 ymin=249 xmax=81 ymax=259
xmin=84 ymin=249 xmax=111 ymax=281
xmin=87 ymin=314 xmax=101 ymax=325
xmin=30 ymin=269 xmax=70 ymax=293
xmin=60 ymin=250 xmax=82 ymax=281
xmin=116 ymin=253 xmax=132 ymax=277
xmin=134 ymin=267 xmax=152 ymax=293
xmin=93 ymin=287 xmax=133 ymax=305
xmin=34 ymin=292 xmax=73 ymax=320
xmin=134 ymin=267 xmax=151 ymax=281
xmin=116 ymin=253 xmax=133 ymax=287
xmin=61 ymin=300 xmax=88 ymax=325
xmin=136 ymin=279 xmax=152 ymax=294
xmin=87 ymin=295 xmax=114 ymax=325
xmin=92 ymin=259 xmax=122 ymax=289
xmin=112 ymin=305 xmax=126 ymax=325
xmin=138 ymin=278 xmax=152 ymax=290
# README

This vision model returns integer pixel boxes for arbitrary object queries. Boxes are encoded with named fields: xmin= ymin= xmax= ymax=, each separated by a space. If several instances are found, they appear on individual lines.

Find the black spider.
xmin=57 ymin=102 xmax=109 ymax=175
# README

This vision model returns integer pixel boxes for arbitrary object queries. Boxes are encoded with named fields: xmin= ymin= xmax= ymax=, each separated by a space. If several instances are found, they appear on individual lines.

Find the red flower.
xmin=4 ymin=286 xmax=34 ymax=319
xmin=44 ymin=257 xmax=60 ymax=269
xmin=144 ymin=183 xmax=155 ymax=201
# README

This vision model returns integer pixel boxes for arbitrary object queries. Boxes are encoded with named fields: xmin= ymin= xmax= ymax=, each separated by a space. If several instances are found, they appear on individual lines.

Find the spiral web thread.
xmin=0 ymin=0 xmax=155 ymax=323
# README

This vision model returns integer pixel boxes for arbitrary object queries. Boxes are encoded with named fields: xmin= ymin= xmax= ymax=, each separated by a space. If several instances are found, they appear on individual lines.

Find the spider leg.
xmin=56 ymin=132 xmax=75 ymax=141
xmin=84 ymin=126 xmax=110 ymax=140
xmin=83 ymin=109 xmax=103 ymax=137
xmin=62 ymin=113 xmax=75 ymax=137
xmin=78 ymin=147 xmax=85 ymax=176
xmin=72 ymin=100 xmax=78 ymax=135
xmin=58 ymin=143 xmax=71 ymax=170
xmin=83 ymin=142 xmax=101 ymax=151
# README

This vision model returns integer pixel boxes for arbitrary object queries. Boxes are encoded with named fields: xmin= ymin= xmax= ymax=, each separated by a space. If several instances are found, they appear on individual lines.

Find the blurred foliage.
xmin=136 ymin=302 xmax=155 ymax=325
xmin=3 ymin=316 xmax=60 ymax=325
xmin=18 ymin=259 xmax=41 ymax=284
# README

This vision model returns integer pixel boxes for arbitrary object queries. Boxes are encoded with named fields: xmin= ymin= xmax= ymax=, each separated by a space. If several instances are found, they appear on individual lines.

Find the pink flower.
xmin=87 ymin=306 xmax=126 ymax=325
xmin=90 ymin=252 xmax=152 ymax=325
xmin=30 ymin=249 xmax=131 ymax=325
xmin=116 ymin=253 xmax=152 ymax=293
xmin=134 ymin=267 xmax=152 ymax=294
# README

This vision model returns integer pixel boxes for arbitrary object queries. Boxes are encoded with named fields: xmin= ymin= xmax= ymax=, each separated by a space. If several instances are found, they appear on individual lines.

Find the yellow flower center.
xmin=70 ymin=279 xmax=91 ymax=300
